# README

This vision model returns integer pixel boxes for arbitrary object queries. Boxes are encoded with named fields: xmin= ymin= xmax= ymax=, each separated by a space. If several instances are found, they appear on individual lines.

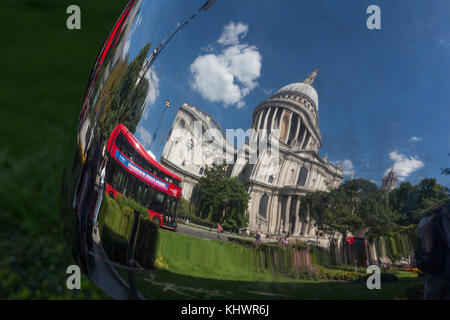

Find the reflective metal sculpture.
xmin=60 ymin=0 xmax=439 ymax=299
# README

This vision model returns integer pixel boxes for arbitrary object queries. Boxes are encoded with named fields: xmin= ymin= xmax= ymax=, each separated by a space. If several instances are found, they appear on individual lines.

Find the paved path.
xmin=176 ymin=222 xmax=278 ymax=244
xmin=176 ymin=223 xmax=226 ymax=241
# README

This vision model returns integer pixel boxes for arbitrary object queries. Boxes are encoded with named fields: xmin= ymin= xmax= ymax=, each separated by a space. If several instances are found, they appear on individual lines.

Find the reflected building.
xmin=161 ymin=103 xmax=235 ymax=199
xmin=161 ymin=68 xmax=343 ymax=240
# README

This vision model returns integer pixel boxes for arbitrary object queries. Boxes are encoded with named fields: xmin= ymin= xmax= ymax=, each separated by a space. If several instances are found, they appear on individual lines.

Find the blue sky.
xmin=122 ymin=0 xmax=449 ymax=187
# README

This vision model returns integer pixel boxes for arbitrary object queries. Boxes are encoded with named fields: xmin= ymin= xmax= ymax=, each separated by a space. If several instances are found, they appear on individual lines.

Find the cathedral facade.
xmin=161 ymin=68 xmax=343 ymax=241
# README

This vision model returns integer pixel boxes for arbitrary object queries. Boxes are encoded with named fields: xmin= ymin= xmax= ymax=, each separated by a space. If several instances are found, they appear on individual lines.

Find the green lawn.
xmin=133 ymin=229 xmax=424 ymax=300
xmin=134 ymin=269 xmax=424 ymax=300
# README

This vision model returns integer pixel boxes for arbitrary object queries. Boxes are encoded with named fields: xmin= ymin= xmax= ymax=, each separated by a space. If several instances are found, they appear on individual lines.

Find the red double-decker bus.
xmin=105 ymin=123 xmax=181 ymax=230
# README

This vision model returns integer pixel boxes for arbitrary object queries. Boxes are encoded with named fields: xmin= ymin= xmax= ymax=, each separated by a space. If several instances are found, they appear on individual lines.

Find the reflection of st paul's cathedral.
xmin=161 ymin=68 xmax=344 ymax=241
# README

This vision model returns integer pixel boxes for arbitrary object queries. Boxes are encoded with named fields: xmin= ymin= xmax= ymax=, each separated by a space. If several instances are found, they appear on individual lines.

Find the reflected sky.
xmin=120 ymin=0 xmax=449 ymax=187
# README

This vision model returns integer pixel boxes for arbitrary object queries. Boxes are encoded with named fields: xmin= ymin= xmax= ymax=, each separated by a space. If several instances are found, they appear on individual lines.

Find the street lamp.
xmin=149 ymin=99 xmax=171 ymax=148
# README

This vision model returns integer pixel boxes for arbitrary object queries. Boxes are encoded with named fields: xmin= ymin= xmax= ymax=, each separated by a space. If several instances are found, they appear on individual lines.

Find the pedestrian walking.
xmin=217 ymin=223 xmax=223 ymax=240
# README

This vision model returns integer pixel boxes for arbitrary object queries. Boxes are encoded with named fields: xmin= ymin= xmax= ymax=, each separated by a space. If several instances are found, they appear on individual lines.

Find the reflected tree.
xmin=96 ymin=43 xmax=151 ymax=141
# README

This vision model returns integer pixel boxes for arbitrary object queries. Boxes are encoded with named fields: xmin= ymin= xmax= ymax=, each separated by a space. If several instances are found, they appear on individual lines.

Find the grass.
xmin=99 ymin=201 xmax=425 ymax=300
xmin=134 ymin=228 xmax=424 ymax=299
xmin=134 ymin=270 xmax=424 ymax=300
xmin=0 ymin=0 xmax=128 ymax=299
xmin=132 ymin=229 xmax=424 ymax=300
xmin=156 ymin=229 xmax=280 ymax=282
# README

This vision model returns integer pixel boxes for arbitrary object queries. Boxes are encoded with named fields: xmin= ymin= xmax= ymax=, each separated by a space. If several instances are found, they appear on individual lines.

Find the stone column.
xmin=294 ymin=197 xmax=301 ymax=235
xmin=275 ymin=196 xmax=283 ymax=234
xmin=299 ymin=128 xmax=308 ymax=149
xmin=284 ymin=195 xmax=292 ymax=233
xmin=253 ymin=111 xmax=264 ymax=142
xmin=306 ymin=216 xmax=313 ymax=236
xmin=268 ymin=194 xmax=277 ymax=235
xmin=292 ymin=116 xmax=301 ymax=145
xmin=263 ymin=107 xmax=271 ymax=130
xmin=248 ymin=188 xmax=257 ymax=232
xmin=301 ymin=209 xmax=309 ymax=236
xmin=265 ymin=195 xmax=273 ymax=235
xmin=303 ymin=134 xmax=311 ymax=150
xmin=284 ymin=111 xmax=293 ymax=144
xmin=270 ymin=107 xmax=279 ymax=131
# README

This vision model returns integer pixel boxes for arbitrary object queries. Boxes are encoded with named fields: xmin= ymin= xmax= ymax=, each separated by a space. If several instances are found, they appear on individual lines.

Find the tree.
xmin=302 ymin=191 xmax=338 ymax=241
xmin=305 ymin=178 xmax=400 ymax=240
xmin=331 ymin=187 xmax=364 ymax=239
xmin=359 ymin=190 xmax=399 ymax=239
xmin=417 ymin=178 xmax=448 ymax=208
xmin=303 ymin=184 xmax=365 ymax=240
xmin=195 ymin=162 xmax=249 ymax=230
xmin=97 ymin=43 xmax=151 ymax=142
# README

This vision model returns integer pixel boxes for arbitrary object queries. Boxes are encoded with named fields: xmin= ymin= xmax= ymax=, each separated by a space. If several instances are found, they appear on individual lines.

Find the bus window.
xmin=149 ymin=188 xmax=156 ymax=208
xmin=141 ymin=185 xmax=149 ymax=207
xmin=122 ymin=170 xmax=132 ymax=197
xmin=111 ymin=164 xmax=121 ymax=190
xmin=117 ymin=168 xmax=126 ymax=193
xmin=165 ymin=197 xmax=177 ymax=219
xmin=149 ymin=190 xmax=165 ymax=213
xmin=137 ymin=181 xmax=146 ymax=206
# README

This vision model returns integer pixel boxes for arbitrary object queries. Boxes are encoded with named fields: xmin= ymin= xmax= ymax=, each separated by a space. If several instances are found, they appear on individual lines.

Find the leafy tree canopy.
xmin=302 ymin=177 xmax=449 ymax=241
xmin=195 ymin=162 xmax=249 ymax=230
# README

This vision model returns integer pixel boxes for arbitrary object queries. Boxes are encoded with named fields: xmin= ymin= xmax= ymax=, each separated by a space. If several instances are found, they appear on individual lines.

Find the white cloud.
xmin=332 ymin=159 xmax=355 ymax=176
xmin=190 ymin=22 xmax=261 ymax=109
xmin=341 ymin=159 xmax=355 ymax=176
xmin=409 ymin=136 xmax=423 ymax=142
xmin=136 ymin=126 xmax=152 ymax=149
xmin=385 ymin=151 xmax=424 ymax=181
xmin=190 ymin=54 xmax=243 ymax=106
xmin=122 ymin=14 xmax=142 ymax=60
xmin=217 ymin=22 xmax=248 ymax=46
xmin=236 ymin=101 xmax=245 ymax=109
xmin=144 ymin=66 xmax=159 ymax=106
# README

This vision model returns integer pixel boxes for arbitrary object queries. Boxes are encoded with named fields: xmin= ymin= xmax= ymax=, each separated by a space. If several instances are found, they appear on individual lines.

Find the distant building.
xmin=161 ymin=68 xmax=344 ymax=240
xmin=381 ymin=169 xmax=398 ymax=193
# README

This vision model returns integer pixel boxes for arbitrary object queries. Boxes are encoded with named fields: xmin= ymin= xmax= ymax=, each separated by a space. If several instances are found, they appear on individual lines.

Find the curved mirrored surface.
xmin=60 ymin=0 xmax=450 ymax=299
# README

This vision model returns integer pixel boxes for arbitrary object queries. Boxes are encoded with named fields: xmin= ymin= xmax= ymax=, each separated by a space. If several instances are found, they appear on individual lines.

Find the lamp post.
xmin=149 ymin=99 xmax=170 ymax=148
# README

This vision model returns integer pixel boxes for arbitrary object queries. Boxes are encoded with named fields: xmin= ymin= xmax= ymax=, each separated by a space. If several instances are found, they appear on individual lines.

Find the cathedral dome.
xmin=251 ymin=67 xmax=322 ymax=150
xmin=276 ymin=82 xmax=318 ymax=110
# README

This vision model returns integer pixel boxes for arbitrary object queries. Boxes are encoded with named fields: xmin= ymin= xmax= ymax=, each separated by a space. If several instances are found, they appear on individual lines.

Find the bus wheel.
xmin=153 ymin=217 xmax=161 ymax=227
xmin=108 ymin=191 xmax=114 ymax=198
